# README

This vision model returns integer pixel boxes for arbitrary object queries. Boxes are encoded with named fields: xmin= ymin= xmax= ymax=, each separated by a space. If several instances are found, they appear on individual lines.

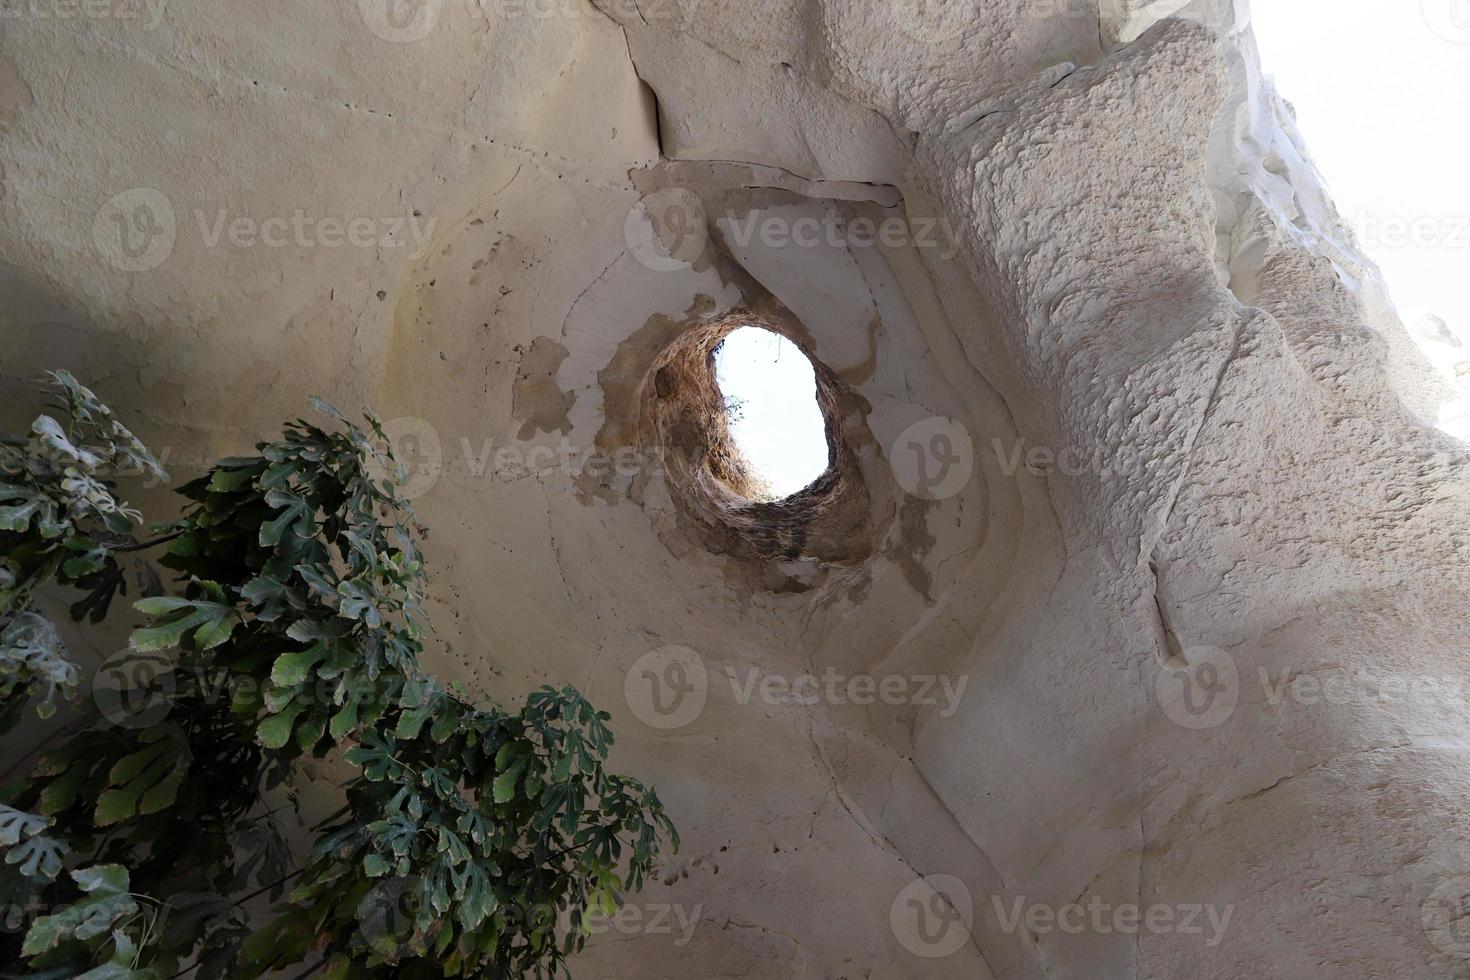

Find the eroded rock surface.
xmin=2 ymin=0 xmax=1466 ymax=976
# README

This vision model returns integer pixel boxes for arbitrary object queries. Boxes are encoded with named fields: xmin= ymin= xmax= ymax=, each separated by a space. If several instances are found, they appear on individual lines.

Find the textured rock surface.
xmin=3 ymin=0 xmax=1467 ymax=976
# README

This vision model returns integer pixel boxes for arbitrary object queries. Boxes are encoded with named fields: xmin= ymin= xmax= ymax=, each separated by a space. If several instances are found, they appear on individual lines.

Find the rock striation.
xmin=2 ymin=0 xmax=1466 ymax=975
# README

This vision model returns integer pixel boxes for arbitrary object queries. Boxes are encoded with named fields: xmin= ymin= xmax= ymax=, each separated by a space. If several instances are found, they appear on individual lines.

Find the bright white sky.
xmin=1252 ymin=1 xmax=1470 ymax=438
xmin=714 ymin=327 xmax=830 ymax=498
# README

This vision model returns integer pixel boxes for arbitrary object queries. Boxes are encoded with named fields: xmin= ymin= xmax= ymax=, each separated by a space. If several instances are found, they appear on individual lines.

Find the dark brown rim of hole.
xmin=643 ymin=310 xmax=875 ymax=564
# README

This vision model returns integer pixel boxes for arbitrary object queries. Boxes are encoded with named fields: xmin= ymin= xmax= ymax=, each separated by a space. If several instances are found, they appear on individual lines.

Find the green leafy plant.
xmin=0 ymin=375 xmax=676 ymax=979
xmin=0 ymin=370 xmax=167 ymax=734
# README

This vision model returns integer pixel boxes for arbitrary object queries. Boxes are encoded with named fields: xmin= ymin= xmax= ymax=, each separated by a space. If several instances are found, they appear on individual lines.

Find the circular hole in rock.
xmin=712 ymin=326 xmax=832 ymax=501
xmin=641 ymin=310 xmax=879 ymax=569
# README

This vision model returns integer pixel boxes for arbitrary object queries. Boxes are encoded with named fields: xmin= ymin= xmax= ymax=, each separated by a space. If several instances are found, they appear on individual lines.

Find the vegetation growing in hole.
xmin=720 ymin=395 xmax=746 ymax=425
xmin=743 ymin=481 xmax=778 ymax=504
xmin=716 ymin=394 xmax=777 ymax=501
xmin=0 ymin=373 xmax=677 ymax=979
xmin=710 ymin=328 xmax=827 ymax=503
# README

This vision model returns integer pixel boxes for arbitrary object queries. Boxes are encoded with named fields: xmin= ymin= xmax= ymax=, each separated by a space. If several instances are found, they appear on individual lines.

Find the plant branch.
xmin=113 ymin=530 xmax=183 ymax=554
xmin=232 ymin=867 xmax=305 ymax=909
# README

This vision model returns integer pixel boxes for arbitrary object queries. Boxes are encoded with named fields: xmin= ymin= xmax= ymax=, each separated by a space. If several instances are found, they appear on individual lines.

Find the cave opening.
xmin=712 ymin=326 xmax=831 ymax=501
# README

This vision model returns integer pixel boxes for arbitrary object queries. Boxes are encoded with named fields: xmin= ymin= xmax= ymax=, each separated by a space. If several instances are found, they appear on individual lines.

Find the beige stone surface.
xmin=3 ymin=0 xmax=1467 ymax=976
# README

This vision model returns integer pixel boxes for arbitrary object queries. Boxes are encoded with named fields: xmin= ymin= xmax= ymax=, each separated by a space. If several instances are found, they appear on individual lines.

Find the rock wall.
xmin=3 ymin=0 xmax=1467 ymax=976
